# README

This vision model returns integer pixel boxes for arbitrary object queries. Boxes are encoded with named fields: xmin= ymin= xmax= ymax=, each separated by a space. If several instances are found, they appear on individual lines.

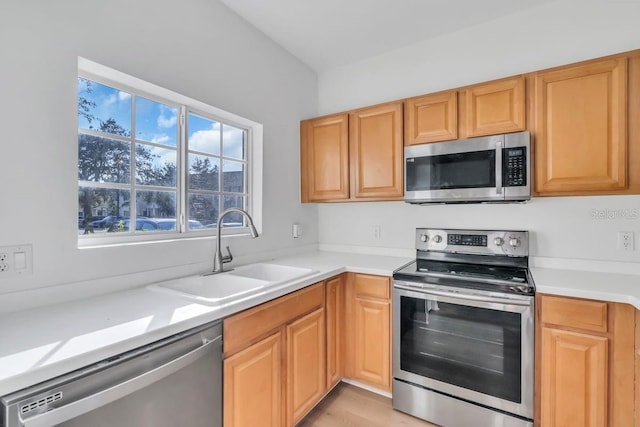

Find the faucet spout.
xmin=212 ymin=208 xmax=259 ymax=274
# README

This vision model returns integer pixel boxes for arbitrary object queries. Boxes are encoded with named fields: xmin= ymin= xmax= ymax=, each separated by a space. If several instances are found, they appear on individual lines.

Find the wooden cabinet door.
xmin=464 ymin=75 xmax=526 ymax=138
xmin=286 ymin=308 xmax=326 ymax=426
xmin=534 ymin=57 xmax=628 ymax=194
xmin=541 ymin=327 xmax=608 ymax=427
xmin=300 ymin=114 xmax=349 ymax=202
xmin=405 ymin=91 xmax=457 ymax=145
xmin=353 ymin=297 xmax=391 ymax=390
xmin=326 ymin=275 xmax=344 ymax=389
xmin=224 ymin=333 xmax=282 ymax=427
xmin=349 ymin=102 xmax=404 ymax=200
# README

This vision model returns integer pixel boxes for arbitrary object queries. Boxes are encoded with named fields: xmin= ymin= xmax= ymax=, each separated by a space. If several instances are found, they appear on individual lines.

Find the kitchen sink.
xmin=147 ymin=274 xmax=269 ymax=305
xmin=147 ymin=263 xmax=318 ymax=306
xmin=228 ymin=263 xmax=318 ymax=284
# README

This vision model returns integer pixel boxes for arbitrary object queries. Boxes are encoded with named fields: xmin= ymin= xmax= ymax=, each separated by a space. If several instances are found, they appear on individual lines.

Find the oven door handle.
xmin=394 ymin=284 xmax=532 ymax=307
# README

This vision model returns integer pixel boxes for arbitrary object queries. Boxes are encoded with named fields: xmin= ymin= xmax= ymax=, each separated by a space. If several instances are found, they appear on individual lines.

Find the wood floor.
xmin=297 ymin=383 xmax=438 ymax=427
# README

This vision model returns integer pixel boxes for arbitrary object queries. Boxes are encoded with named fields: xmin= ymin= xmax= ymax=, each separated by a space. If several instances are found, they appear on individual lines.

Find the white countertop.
xmin=531 ymin=266 xmax=640 ymax=307
xmin=0 ymin=251 xmax=411 ymax=397
xmin=1 ymin=249 xmax=639 ymax=398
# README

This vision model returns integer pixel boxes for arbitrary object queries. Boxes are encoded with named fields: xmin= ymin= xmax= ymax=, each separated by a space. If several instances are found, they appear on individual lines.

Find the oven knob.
xmin=420 ymin=234 xmax=429 ymax=243
xmin=509 ymin=237 xmax=520 ymax=247
xmin=494 ymin=237 xmax=504 ymax=246
xmin=433 ymin=235 xmax=442 ymax=243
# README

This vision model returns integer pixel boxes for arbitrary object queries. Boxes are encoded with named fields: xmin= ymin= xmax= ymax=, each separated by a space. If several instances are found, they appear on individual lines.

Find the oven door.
xmin=392 ymin=281 xmax=534 ymax=419
xmin=404 ymin=135 xmax=503 ymax=203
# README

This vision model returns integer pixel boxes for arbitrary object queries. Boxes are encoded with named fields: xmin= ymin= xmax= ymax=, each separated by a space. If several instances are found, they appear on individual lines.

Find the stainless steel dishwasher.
xmin=1 ymin=321 xmax=222 ymax=427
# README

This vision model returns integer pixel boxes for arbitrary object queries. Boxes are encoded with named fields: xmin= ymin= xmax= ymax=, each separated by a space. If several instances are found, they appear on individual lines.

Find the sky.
xmin=78 ymin=78 xmax=246 ymax=174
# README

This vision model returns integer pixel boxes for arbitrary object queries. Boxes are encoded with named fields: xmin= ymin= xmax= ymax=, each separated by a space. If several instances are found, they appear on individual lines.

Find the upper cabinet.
xmin=300 ymin=113 xmax=349 ymax=202
xmin=463 ymin=76 xmax=526 ymax=138
xmin=301 ymin=101 xmax=403 ymax=202
xmin=301 ymin=49 xmax=640 ymax=202
xmin=349 ymin=102 xmax=404 ymax=200
xmin=404 ymin=76 xmax=526 ymax=145
xmin=533 ymin=56 xmax=629 ymax=194
xmin=405 ymin=90 xmax=458 ymax=145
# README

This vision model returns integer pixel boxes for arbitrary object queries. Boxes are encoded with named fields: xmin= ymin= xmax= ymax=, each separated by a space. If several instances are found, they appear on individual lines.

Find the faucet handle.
xmin=222 ymin=246 xmax=233 ymax=264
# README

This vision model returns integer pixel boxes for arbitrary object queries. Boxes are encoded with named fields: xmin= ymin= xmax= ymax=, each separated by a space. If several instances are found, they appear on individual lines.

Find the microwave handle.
xmin=495 ymin=140 xmax=503 ymax=194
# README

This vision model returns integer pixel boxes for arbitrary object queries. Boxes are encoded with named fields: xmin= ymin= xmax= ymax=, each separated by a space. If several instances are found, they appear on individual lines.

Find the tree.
xmin=78 ymin=79 xmax=179 ymax=232
xmin=188 ymin=158 xmax=219 ymax=225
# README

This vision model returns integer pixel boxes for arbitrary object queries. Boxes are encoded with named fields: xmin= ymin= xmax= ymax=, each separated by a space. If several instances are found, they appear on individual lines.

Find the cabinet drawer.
xmin=541 ymin=295 xmax=608 ymax=333
xmin=224 ymin=283 xmax=324 ymax=355
xmin=354 ymin=274 xmax=390 ymax=300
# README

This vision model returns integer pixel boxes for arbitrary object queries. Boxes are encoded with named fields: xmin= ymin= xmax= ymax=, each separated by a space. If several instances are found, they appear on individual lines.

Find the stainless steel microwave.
xmin=404 ymin=131 xmax=530 ymax=204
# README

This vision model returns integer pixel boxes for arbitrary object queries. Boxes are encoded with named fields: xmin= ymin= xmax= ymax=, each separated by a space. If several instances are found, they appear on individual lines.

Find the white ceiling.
xmin=220 ymin=0 xmax=555 ymax=72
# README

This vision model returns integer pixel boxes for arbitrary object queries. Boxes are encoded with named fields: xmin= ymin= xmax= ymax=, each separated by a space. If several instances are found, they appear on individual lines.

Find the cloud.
xmin=149 ymin=146 xmax=177 ymax=169
xmin=189 ymin=129 xmax=220 ymax=154
xmin=222 ymin=125 xmax=245 ymax=160
xmin=103 ymin=94 xmax=117 ymax=107
xmin=157 ymin=106 xmax=177 ymax=129
xmin=118 ymin=91 xmax=131 ymax=101
xmin=152 ymin=134 xmax=171 ymax=145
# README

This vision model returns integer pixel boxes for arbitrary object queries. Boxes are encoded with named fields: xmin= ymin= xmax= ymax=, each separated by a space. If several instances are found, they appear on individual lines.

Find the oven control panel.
xmin=416 ymin=228 xmax=528 ymax=257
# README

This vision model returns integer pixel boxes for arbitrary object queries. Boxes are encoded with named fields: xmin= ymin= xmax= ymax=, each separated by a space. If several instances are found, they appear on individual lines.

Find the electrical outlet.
xmin=0 ymin=244 xmax=32 ymax=277
xmin=373 ymin=225 xmax=381 ymax=240
xmin=292 ymin=223 xmax=303 ymax=238
xmin=617 ymin=231 xmax=635 ymax=251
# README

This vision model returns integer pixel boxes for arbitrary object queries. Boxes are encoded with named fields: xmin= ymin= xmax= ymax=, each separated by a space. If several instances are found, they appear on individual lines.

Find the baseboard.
xmin=341 ymin=378 xmax=392 ymax=398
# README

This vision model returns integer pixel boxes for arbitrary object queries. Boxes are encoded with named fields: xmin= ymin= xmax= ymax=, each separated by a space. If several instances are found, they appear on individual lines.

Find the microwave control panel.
xmin=504 ymin=147 xmax=527 ymax=187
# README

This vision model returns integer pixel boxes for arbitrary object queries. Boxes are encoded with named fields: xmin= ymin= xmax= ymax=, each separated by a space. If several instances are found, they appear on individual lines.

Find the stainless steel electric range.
xmin=392 ymin=228 xmax=534 ymax=427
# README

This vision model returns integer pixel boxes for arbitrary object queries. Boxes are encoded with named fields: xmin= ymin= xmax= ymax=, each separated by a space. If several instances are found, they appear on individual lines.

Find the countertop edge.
xmin=2 ymin=251 xmax=639 ymax=398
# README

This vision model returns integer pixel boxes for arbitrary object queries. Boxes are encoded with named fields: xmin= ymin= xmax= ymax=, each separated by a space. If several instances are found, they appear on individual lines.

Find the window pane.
xmin=136 ymin=144 xmax=177 ymax=187
xmin=136 ymin=190 xmax=177 ymax=226
xmin=78 ymin=135 xmax=130 ymax=184
xmin=222 ymin=196 xmax=246 ymax=228
xmin=223 ymin=124 xmax=244 ymax=160
xmin=135 ymin=97 xmax=177 ymax=147
xmin=189 ymin=154 xmax=219 ymax=191
xmin=78 ymin=187 xmax=130 ymax=234
xmin=222 ymin=160 xmax=244 ymax=193
xmin=188 ymin=114 xmax=220 ymax=155
xmin=188 ymin=194 xmax=219 ymax=229
xmin=78 ymin=78 xmax=131 ymax=136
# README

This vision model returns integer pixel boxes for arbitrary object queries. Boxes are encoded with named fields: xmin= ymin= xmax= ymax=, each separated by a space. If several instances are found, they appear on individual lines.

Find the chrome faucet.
xmin=212 ymin=208 xmax=259 ymax=274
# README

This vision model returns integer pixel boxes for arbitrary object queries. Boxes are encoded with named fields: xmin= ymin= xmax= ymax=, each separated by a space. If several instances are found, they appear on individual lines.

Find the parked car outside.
xmin=108 ymin=218 xmax=203 ymax=232
xmin=90 ymin=215 xmax=123 ymax=229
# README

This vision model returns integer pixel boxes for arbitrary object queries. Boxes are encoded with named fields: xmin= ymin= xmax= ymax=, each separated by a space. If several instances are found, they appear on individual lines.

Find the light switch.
xmin=14 ymin=252 xmax=26 ymax=270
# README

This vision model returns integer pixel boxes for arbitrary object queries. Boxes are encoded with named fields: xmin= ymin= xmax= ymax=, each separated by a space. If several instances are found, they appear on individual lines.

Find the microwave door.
xmin=405 ymin=149 xmax=504 ymax=203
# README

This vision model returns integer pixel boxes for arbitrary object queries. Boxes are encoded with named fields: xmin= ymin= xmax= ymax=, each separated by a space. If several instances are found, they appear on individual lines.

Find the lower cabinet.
xmin=345 ymin=273 xmax=391 ymax=391
xmin=223 ymin=273 xmax=392 ymax=427
xmin=223 ymin=283 xmax=325 ymax=427
xmin=286 ymin=308 xmax=326 ymax=426
xmin=537 ymin=294 xmax=635 ymax=427
xmin=541 ymin=328 xmax=608 ymax=426
xmin=325 ymin=274 xmax=345 ymax=389
xmin=223 ymin=333 xmax=282 ymax=427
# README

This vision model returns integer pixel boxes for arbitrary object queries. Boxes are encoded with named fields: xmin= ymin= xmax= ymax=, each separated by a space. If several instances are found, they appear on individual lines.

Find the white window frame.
xmin=77 ymin=57 xmax=263 ymax=248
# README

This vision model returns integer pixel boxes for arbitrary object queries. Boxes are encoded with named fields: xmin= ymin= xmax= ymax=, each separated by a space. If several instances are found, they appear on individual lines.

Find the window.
xmin=77 ymin=58 xmax=262 ymax=246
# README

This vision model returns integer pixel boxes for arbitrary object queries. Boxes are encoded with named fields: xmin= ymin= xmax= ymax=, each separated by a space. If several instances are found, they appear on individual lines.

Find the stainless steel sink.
xmin=147 ymin=263 xmax=318 ymax=306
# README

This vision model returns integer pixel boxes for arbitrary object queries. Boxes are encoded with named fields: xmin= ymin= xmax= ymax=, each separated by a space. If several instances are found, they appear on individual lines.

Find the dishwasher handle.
xmin=21 ymin=334 xmax=221 ymax=427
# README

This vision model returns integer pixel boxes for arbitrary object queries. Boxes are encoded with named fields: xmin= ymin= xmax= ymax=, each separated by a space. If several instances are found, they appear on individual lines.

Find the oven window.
xmin=406 ymin=150 xmax=496 ymax=191
xmin=399 ymin=295 xmax=521 ymax=403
